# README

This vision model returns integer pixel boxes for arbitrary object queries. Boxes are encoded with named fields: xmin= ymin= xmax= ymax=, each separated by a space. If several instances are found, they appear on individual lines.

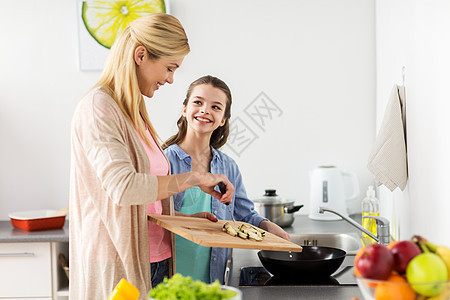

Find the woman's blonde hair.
xmin=94 ymin=13 xmax=190 ymax=147
xmin=162 ymin=75 xmax=232 ymax=150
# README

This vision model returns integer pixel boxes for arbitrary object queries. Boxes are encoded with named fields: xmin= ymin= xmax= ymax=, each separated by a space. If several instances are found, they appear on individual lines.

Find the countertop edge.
xmin=0 ymin=221 xmax=69 ymax=243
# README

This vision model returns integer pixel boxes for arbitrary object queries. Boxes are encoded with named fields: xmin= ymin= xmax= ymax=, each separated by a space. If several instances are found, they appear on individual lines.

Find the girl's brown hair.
xmin=94 ymin=13 xmax=190 ymax=148
xmin=163 ymin=75 xmax=232 ymax=150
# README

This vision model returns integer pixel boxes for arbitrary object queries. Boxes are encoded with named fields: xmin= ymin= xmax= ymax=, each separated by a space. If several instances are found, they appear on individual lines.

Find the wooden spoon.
xmin=51 ymin=206 xmax=69 ymax=217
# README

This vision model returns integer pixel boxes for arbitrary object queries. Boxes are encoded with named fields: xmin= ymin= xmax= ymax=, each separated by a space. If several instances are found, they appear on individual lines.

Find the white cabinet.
xmin=0 ymin=242 xmax=69 ymax=300
xmin=0 ymin=242 xmax=52 ymax=299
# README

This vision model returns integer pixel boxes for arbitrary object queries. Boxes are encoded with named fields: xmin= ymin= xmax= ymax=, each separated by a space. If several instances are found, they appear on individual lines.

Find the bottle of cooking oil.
xmin=361 ymin=185 xmax=379 ymax=238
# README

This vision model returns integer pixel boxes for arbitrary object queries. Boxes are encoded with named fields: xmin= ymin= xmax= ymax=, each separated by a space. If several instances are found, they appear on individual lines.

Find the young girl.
xmin=163 ymin=75 xmax=289 ymax=284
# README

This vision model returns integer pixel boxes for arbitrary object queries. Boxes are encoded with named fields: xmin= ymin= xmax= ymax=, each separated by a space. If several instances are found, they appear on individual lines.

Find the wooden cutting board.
xmin=148 ymin=214 xmax=303 ymax=252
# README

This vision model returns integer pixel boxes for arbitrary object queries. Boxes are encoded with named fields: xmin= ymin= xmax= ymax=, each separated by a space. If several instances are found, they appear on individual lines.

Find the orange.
xmin=374 ymin=274 xmax=416 ymax=300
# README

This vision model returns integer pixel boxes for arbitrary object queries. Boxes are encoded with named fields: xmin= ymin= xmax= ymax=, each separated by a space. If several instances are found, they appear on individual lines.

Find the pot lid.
xmin=252 ymin=189 xmax=292 ymax=204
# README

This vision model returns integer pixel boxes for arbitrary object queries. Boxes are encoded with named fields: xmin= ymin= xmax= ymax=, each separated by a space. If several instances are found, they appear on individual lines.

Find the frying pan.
xmin=257 ymin=246 xmax=346 ymax=278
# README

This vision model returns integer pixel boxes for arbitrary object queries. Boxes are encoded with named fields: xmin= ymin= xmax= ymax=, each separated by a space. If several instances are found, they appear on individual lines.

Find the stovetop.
xmin=239 ymin=266 xmax=357 ymax=286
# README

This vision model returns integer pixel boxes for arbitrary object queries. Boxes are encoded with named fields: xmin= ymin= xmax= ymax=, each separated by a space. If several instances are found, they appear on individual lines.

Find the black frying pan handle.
xmin=286 ymin=205 xmax=304 ymax=214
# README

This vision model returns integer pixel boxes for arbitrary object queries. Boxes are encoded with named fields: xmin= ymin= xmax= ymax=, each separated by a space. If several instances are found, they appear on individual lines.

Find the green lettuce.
xmin=148 ymin=273 xmax=237 ymax=300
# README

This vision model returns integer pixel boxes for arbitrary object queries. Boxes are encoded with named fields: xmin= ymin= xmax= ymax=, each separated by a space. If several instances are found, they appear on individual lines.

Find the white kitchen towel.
xmin=367 ymin=85 xmax=407 ymax=191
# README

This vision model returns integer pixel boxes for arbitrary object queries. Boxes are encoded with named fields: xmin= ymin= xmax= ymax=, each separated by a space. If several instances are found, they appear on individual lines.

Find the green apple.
xmin=406 ymin=252 xmax=448 ymax=297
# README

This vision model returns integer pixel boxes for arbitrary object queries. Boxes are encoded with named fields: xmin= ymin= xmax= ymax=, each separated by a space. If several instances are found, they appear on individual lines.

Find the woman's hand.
xmin=197 ymin=173 xmax=235 ymax=205
xmin=157 ymin=172 xmax=234 ymax=202
xmin=259 ymin=220 xmax=291 ymax=241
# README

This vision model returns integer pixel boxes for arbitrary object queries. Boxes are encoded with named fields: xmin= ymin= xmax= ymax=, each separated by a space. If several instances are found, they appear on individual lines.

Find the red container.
xmin=9 ymin=210 xmax=66 ymax=231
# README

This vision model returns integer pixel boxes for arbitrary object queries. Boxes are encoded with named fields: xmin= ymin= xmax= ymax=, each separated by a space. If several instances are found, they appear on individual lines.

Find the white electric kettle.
xmin=308 ymin=165 xmax=360 ymax=220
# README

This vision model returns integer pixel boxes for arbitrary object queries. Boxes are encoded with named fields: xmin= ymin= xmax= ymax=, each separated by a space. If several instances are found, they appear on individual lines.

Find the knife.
xmin=218 ymin=182 xmax=235 ymax=225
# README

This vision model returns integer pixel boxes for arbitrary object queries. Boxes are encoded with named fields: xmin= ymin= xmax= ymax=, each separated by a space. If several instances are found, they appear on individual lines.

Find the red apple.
xmin=356 ymin=243 xmax=394 ymax=280
xmin=390 ymin=240 xmax=421 ymax=274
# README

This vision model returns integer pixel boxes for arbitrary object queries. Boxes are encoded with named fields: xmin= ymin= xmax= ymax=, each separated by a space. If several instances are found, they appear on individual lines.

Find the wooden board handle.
xmin=52 ymin=206 xmax=69 ymax=217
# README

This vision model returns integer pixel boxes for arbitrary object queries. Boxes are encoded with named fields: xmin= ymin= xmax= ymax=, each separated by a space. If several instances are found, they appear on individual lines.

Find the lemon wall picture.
xmin=77 ymin=0 xmax=168 ymax=70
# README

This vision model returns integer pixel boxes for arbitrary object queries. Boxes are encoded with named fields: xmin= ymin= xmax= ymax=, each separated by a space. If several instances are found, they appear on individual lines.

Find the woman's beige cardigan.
xmin=69 ymin=88 xmax=175 ymax=300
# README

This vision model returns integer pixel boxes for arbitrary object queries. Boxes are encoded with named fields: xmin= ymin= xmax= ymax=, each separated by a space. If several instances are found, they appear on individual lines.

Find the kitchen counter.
xmin=0 ymin=220 xmax=69 ymax=243
xmin=0 ymin=215 xmax=364 ymax=299
xmin=229 ymin=214 xmax=364 ymax=299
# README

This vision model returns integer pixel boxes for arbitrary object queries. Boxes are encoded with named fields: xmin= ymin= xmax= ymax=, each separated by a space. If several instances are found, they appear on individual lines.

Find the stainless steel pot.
xmin=253 ymin=189 xmax=303 ymax=228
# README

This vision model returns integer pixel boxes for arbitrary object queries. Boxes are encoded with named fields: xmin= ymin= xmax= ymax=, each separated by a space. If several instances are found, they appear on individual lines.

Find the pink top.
xmin=136 ymin=128 xmax=172 ymax=263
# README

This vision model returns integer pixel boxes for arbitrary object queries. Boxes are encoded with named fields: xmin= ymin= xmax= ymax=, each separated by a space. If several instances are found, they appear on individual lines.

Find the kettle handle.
xmin=341 ymin=171 xmax=360 ymax=200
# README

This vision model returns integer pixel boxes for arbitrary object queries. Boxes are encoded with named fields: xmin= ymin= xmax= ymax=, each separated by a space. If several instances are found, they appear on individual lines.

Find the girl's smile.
xmin=194 ymin=116 xmax=213 ymax=123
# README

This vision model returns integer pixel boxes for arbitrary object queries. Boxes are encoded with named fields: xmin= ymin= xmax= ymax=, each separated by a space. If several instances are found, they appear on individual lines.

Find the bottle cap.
xmin=366 ymin=185 xmax=376 ymax=198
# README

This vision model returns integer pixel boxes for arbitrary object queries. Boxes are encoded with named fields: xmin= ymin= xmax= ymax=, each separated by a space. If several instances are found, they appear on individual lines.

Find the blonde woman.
xmin=69 ymin=14 xmax=234 ymax=299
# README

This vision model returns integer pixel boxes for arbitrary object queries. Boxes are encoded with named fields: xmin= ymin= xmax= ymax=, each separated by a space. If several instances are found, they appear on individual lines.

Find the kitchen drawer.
xmin=0 ymin=242 xmax=52 ymax=298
